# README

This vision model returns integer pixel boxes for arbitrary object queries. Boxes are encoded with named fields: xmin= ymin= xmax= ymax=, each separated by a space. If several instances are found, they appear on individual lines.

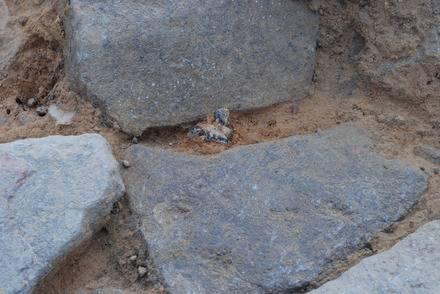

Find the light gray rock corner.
xmin=0 ymin=134 xmax=125 ymax=293
xmin=311 ymin=220 xmax=440 ymax=294
xmin=64 ymin=0 xmax=320 ymax=135
xmin=0 ymin=0 xmax=23 ymax=74
xmin=123 ymin=124 xmax=428 ymax=293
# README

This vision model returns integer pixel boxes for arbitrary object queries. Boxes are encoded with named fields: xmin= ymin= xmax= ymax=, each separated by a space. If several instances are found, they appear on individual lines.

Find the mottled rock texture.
xmin=123 ymin=125 xmax=427 ymax=293
xmin=311 ymin=220 xmax=440 ymax=294
xmin=0 ymin=134 xmax=124 ymax=293
xmin=356 ymin=0 xmax=440 ymax=103
xmin=65 ymin=0 xmax=319 ymax=135
xmin=0 ymin=0 xmax=23 ymax=73
xmin=414 ymin=144 xmax=440 ymax=165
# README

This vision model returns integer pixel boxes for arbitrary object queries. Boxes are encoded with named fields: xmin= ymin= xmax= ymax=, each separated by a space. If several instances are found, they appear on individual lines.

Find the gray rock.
xmin=188 ymin=122 xmax=233 ymax=145
xmin=0 ymin=134 xmax=125 ymax=293
xmin=214 ymin=108 xmax=230 ymax=126
xmin=36 ymin=106 xmax=48 ymax=117
xmin=311 ymin=220 xmax=440 ymax=294
xmin=123 ymin=125 xmax=427 ymax=293
xmin=414 ymin=145 xmax=440 ymax=165
xmin=65 ymin=0 xmax=319 ymax=135
xmin=0 ymin=0 xmax=22 ymax=74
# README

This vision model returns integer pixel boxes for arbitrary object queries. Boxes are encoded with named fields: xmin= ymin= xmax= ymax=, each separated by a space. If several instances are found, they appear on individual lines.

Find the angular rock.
xmin=311 ymin=220 xmax=440 ymax=293
xmin=123 ymin=125 xmax=427 ymax=293
xmin=414 ymin=144 xmax=440 ymax=165
xmin=0 ymin=0 xmax=23 ymax=73
xmin=0 ymin=134 xmax=125 ymax=293
xmin=65 ymin=0 xmax=319 ymax=135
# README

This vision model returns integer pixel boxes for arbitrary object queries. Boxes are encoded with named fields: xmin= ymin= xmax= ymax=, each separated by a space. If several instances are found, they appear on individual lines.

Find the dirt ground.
xmin=1 ymin=0 xmax=439 ymax=293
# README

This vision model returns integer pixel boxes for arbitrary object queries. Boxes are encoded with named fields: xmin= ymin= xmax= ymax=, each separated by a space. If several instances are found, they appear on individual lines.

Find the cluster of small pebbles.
xmin=188 ymin=108 xmax=233 ymax=144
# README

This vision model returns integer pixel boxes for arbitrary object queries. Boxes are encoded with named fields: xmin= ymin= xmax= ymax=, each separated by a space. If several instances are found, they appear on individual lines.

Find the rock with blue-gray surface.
xmin=414 ymin=144 xmax=440 ymax=165
xmin=123 ymin=125 xmax=428 ymax=293
xmin=0 ymin=0 xmax=23 ymax=74
xmin=311 ymin=220 xmax=440 ymax=294
xmin=0 ymin=134 xmax=125 ymax=293
xmin=64 ymin=0 xmax=319 ymax=135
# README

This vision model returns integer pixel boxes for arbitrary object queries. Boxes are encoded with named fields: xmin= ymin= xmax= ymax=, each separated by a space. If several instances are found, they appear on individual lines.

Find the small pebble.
xmin=46 ymin=91 xmax=55 ymax=101
xmin=48 ymin=105 xmax=75 ymax=125
xmin=36 ymin=106 xmax=48 ymax=117
xmin=112 ymin=121 xmax=120 ymax=130
xmin=27 ymin=98 xmax=37 ymax=107
xmin=122 ymin=160 xmax=131 ymax=168
xmin=214 ymin=108 xmax=230 ymax=126
xmin=138 ymin=266 xmax=147 ymax=277
xmin=132 ymin=137 xmax=139 ymax=144
xmin=188 ymin=123 xmax=232 ymax=144
xmin=17 ymin=16 xmax=28 ymax=26
xmin=129 ymin=255 xmax=137 ymax=262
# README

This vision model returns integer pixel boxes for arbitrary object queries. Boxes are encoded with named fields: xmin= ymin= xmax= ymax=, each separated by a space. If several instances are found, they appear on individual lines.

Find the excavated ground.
xmin=1 ymin=0 xmax=439 ymax=293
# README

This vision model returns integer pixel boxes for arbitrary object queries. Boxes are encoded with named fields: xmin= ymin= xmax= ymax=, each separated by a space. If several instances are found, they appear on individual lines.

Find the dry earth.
xmin=0 ymin=0 xmax=438 ymax=293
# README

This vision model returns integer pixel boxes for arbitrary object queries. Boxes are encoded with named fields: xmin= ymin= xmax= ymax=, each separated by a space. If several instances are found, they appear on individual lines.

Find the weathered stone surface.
xmin=0 ymin=0 xmax=23 ymax=73
xmin=0 ymin=134 xmax=125 ymax=293
xmin=123 ymin=125 xmax=427 ymax=293
xmin=65 ymin=0 xmax=319 ymax=135
xmin=356 ymin=1 xmax=440 ymax=103
xmin=414 ymin=144 xmax=440 ymax=165
xmin=311 ymin=220 xmax=440 ymax=293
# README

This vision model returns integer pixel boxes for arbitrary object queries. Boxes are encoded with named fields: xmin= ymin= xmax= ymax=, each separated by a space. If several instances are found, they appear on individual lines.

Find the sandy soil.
xmin=1 ymin=0 xmax=439 ymax=293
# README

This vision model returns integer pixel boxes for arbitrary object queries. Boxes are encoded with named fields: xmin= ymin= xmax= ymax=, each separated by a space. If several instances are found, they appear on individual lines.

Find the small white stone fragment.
xmin=36 ymin=106 xmax=48 ymax=116
xmin=26 ymin=97 xmax=36 ymax=107
xmin=48 ymin=104 xmax=75 ymax=125
xmin=188 ymin=122 xmax=233 ymax=144
xmin=138 ymin=266 xmax=147 ymax=277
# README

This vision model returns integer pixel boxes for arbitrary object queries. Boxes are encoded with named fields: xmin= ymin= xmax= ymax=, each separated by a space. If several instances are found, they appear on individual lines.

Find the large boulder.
xmin=311 ymin=220 xmax=440 ymax=293
xmin=0 ymin=134 xmax=125 ymax=293
xmin=123 ymin=125 xmax=427 ymax=293
xmin=64 ymin=0 xmax=319 ymax=135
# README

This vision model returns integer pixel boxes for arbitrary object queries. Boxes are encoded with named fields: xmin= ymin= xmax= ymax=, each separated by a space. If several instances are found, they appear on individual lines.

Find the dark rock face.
xmin=0 ymin=134 xmax=125 ymax=293
xmin=65 ymin=0 xmax=319 ymax=135
xmin=123 ymin=125 xmax=427 ymax=293
xmin=311 ymin=220 xmax=440 ymax=293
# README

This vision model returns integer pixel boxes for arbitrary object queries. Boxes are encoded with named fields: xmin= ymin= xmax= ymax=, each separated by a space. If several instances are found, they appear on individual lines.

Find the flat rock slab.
xmin=65 ymin=0 xmax=319 ymax=135
xmin=0 ymin=134 xmax=125 ymax=293
xmin=311 ymin=220 xmax=440 ymax=293
xmin=123 ymin=125 xmax=427 ymax=293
